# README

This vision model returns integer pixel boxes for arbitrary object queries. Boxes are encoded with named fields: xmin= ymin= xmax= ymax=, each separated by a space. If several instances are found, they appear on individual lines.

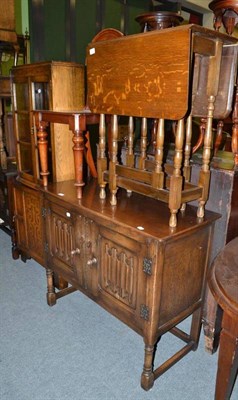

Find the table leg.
xmin=72 ymin=114 xmax=86 ymax=199
xmin=232 ymin=85 xmax=238 ymax=169
xmin=215 ymin=312 xmax=238 ymax=400
xmin=203 ymin=287 xmax=222 ymax=354
xmin=46 ymin=268 xmax=57 ymax=306
xmin=141 ymin=343 xmax=155 ymax=391
xmin=37 ymin=120 xmax=50 ymax=187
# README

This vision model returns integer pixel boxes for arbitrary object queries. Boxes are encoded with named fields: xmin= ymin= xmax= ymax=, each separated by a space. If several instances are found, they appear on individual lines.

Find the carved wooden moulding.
xmin=209 ymin=0 xmax=238 ymax=35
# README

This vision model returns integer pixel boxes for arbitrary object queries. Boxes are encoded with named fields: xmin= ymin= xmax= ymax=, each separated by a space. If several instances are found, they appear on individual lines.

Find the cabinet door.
xmin=13 ymin=183 xmax=45 ymax=265
xmin=45 ymin=200 xmax=99 ymax=295
xmin=12 ymin=73 xmax=50 ymax=185
xmin=98 ymin=226 xmax=147 ymax=332
xmin=12 ymin=80 xmax=36 ymax=183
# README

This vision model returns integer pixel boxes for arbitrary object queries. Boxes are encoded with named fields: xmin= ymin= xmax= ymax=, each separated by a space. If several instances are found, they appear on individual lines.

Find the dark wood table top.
xmin=209 ymin=237 xmax=238 ymax=317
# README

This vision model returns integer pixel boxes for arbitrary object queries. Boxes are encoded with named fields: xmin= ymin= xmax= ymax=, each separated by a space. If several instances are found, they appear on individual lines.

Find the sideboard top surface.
xmin=45 ymin=179 xmax=219 ymax=242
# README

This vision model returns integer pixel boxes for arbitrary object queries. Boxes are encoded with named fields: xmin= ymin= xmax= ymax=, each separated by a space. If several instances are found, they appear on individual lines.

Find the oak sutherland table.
xmin=86 ymin=24 xmax=237 ymax=228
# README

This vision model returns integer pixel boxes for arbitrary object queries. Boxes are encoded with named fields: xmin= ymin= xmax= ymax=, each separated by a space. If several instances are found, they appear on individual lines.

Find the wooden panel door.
xmin=12 ymin=182 xmax=45 ymax=265
xmin=97 ymin=225 xmax=149 ymax=335
xmin=45 ymin=199 xmax=99 ymax=296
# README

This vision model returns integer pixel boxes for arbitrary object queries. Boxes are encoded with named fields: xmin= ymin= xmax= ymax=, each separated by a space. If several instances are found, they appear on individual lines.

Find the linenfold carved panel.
xmin=47 ymin=205 xmax=99 ymax=294
xmin=100 ymin=238 xmax=137 ymax=309
xmin=52 ymin=215 xmax=74 ymax=263
xmin=25 ymin=192 xmax=43 ymax=254
xmin=75 ymin=215 xmax=98 ymax=292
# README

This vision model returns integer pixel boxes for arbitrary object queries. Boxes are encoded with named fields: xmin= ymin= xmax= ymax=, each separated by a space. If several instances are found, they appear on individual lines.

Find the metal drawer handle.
xmin=87 ymin=257 xmax=97 ymax=267
xmin=71 ymin=248 xmax=80 ymax=255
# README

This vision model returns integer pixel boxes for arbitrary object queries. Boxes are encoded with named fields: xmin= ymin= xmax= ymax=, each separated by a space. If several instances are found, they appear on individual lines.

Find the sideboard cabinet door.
xmin=97 ymin=226 xmax=151 ymax=334
xmin=13 ymin=182 xmax=45 ymax=265
xmin=45 ymin=199 xmax=99 ymax=296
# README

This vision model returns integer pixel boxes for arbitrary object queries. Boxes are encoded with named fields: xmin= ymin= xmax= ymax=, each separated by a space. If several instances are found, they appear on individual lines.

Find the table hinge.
xmin=143 ymin=257 xmax=153 ymax=275
xmin=140 ymin=304 xmax=150 ymax=321
xmin=42 ymin=207 xmax=51 ymax=218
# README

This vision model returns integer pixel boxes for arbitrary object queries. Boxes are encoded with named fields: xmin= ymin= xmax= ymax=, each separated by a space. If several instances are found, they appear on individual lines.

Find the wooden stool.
xmin=208 ymin=237 xmax=238 ymax=399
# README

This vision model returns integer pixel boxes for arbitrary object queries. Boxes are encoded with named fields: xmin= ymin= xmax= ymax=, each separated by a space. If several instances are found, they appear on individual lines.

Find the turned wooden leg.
xmin=138 ymin=117 xmax=147 ymax=170
xmin=46 ymin=268 xmax=57 ymax=306
xmin=232 ymin=84 xmax=238 ymax=169
xmin=141 ymin=344 xmax=155 ymax=391
xmin=72 ymin=114 xmax=86 ymax=200
xmin=109 ymin=114 xmax=118 ymax=206
xmin=169 ymin=118 xmax=184 ymax=227
xmin=197 ymin=96 xmax=214 ymax=219
xmin=192 ymin=117 xmax=206 ymax=154
xmin=126 ymin=116 xmax=135 ymax=168
xmin=37 ymin=118 xmax=50 ymax=187
xmin=152 ymin=118 xmax=165 ymax=190
xmin=214 ymin=313 xmax=238 ymax=400
xmin=181 ymin=115 xmax=192 ymax=212
xmin=97 ymin=113 xmax=107 ymax=200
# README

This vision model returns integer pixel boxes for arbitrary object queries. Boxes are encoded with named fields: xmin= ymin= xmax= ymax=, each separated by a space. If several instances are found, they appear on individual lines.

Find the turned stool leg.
xmin=37 ymin=119 xmax=50 ymax=187
xmin=98 ymin=113 xmax=107 ymax=200
xmin=197 ymin=96 xmax=214 ymax=219
xmin=152 ymin=118 xmax=165 ymax=190
xmin=46 ymin=268 xmax=57 ymax=306
xmin=215 ymin=313 xmax=238 ymax=400
xmin=138 ymin=117 xmax=147 ymax=170
xmin=109 ymin=114 xmax=118 ymax=206
xmin=181 ymin=115 xmax=192 ymax=212
xmin=169 ymin=118 xmax=184 ymax=227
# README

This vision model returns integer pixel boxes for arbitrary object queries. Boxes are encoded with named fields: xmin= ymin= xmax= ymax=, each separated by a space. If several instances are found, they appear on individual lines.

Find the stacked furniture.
xmin=86 ymin=24 xmax=237 ymax=228
xmin=0 ymin=0 xmax=29 ymax=234
xmin=202 ymin=0 xmax=238 ymax=361
xmin=0 ymin=0 xmax=19 ymax=232
xmin=11 ymin=24 xmax=237 ymax=391
xmin=11 ymin=61 xmax=85 ymax=265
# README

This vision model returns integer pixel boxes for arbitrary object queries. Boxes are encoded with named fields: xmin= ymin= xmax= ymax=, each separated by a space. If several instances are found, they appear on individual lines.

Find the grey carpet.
xmin=0 ymin=229 xmax=237 ymax=400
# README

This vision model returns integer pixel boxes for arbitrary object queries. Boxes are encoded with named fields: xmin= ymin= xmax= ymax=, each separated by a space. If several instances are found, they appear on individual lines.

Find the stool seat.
xmin=208 ymin=237 xmax=238 ymax=399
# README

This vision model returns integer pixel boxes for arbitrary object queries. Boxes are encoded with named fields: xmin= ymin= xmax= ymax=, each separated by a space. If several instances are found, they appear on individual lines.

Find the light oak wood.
xmin=87 ymin=24 xmax=237 ymax=227
xmin=11 ymin=61 xmax=85 ymax=184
